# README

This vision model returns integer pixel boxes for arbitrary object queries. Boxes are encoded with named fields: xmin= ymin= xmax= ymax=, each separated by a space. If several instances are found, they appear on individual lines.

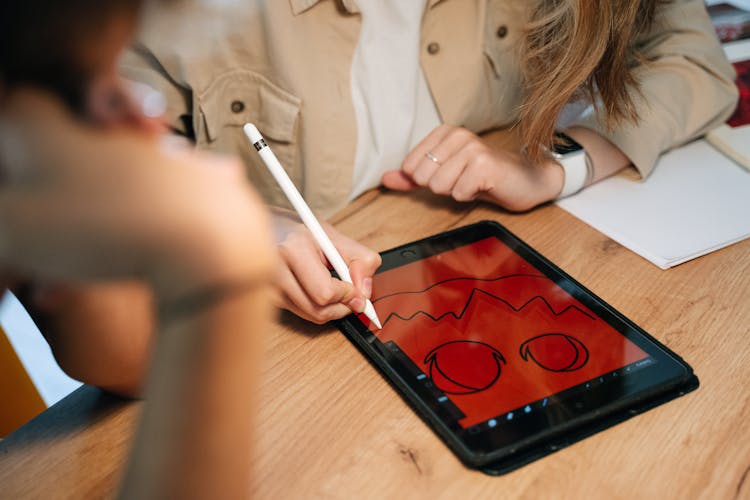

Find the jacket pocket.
xmin=194 ymin=69 xmax=302 ymax=206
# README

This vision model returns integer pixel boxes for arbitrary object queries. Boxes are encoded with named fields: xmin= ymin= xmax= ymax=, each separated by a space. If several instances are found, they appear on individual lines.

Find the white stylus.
xmin=243 ymin=123 xmax=382 ymax=330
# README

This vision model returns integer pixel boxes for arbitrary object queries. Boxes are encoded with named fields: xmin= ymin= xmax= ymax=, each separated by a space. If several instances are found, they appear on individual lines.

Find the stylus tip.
xmin=364 ymin=300 xmax=382 ymax=330
xmin=371 ymin=316 xmax=382 ymax=330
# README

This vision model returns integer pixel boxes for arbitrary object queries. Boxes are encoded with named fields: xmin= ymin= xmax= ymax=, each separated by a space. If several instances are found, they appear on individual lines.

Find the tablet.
xmin=335 ymin=220 xmax=698 ymax=474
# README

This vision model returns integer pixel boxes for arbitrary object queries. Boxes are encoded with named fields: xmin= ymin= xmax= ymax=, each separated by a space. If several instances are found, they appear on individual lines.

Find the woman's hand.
xmin=382 ymin=124 xmax=564 ymax=212
xmin=270 ymin=208 xmax=381 ymax=324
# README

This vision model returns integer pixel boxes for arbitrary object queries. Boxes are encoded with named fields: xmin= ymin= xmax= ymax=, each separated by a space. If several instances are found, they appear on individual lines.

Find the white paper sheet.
xmin=556 ymin=139 xmax=750 ymax=269
xmin=0 ymin=291 xmax=82 ymax=406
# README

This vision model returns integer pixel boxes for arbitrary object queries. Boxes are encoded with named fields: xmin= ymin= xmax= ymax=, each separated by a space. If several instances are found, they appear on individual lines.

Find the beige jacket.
xmin=123 ymin=0 xmax=737 ymax=217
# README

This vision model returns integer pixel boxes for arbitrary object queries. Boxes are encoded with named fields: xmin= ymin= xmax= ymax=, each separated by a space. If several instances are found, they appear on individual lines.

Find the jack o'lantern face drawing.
xmin=424 ymin=341 xmax=505 ymax=395
xmin=359 ymin=236 xmax=650 ymax=428
xmin=519 ymin=334 xmax=589 ymax=372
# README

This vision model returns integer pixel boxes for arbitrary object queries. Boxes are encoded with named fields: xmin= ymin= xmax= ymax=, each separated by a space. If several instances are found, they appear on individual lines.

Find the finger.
xmin=275 ymin=264 xmax=354 ymax=323
xmin=409 ymin=155 xmax=441 ymax=187
xmin=401 ymin=124 xmax=455 ymax=175
xmin=451 ymin=157 xmax=495 ymax=202
xmin=278 ymin=232 xmax=357 ymax=308
xmin=282 ymin=255 xmax=356 ymax=310
xmin=426 ymin=143 xmax=477 ymax=196
xmin=410 ymin=128 xmax=475 ymax=187
xmin=381 ymin=170 xmax=420 ymax=191
xmin=279 ymin=291 xmax=353 ymax=325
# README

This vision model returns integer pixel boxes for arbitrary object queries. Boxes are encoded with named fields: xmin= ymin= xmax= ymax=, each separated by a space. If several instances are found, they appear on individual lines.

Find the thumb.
xmin=382 ymin=170 xmax=420 ymax=191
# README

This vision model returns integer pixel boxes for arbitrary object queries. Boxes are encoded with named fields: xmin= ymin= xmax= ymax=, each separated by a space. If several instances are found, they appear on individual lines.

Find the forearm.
xmin=118 ymin=281 xmax=274 ymax=499
xmin=27 ymin=281 xmax=155 ymax=397
xmin=565 ymin=126 xmax=631 ymax=186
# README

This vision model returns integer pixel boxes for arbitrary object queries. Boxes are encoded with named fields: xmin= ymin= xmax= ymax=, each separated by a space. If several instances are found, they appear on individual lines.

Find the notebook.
xmin=556 ymin=139 xmax=750 ymax=269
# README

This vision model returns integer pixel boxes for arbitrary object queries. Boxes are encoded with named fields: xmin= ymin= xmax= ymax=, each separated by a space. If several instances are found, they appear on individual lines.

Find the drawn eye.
xmin=424 ymin=340 xmax=506 ymax=395
xmin=519 ymin=333 xmax=589 ymax=372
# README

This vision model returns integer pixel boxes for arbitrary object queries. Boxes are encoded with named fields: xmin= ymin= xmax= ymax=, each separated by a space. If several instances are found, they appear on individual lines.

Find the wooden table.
xmin=2 ymin=184 xmax=749 ymax=499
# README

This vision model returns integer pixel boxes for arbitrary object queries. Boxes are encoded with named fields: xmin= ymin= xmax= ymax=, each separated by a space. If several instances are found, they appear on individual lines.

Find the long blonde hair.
xmin=520 ymin=0 xmax=667 ymax=160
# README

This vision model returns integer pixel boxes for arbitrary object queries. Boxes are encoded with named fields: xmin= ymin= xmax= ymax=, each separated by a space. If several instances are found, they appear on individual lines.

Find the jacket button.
xmin=496 ymin=25 xmax=508 ymax=38
xmin=427 ymin=42 xmax=440 ymax=55
xmin=230 ymin=100 xmax=245 ymax=113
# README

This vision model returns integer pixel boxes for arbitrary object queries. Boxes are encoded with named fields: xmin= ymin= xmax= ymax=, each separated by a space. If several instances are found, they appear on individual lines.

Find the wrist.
xmin=565 ymin=126 xmax=631 ymax=185
xmin=549 ymin=132 xmax=592 ymax=199
xmin=538 ymin=157 xmax=566 ymax=203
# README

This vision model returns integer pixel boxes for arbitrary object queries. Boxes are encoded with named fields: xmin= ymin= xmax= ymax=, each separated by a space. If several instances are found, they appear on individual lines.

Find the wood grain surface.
xmin=2 ymin=144 xmax=748 ymax=499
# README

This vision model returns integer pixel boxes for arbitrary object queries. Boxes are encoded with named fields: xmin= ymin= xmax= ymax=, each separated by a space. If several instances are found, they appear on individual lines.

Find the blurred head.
xmin=0 ymin=1 xmax=147 ymax=124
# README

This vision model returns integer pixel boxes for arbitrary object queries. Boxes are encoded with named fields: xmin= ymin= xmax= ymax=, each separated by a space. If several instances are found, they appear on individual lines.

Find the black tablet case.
xmin=335 ymin=221 xmax=699 ymax=474
xmin=337 ymin=316 xmax=698 ymax=475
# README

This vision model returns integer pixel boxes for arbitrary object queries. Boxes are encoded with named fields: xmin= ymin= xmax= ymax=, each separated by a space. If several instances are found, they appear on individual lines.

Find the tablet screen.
xmin=342 ymin=221 xmax=693 ymax=466
xmin=357 ymin=235 xmax=651 ymax=429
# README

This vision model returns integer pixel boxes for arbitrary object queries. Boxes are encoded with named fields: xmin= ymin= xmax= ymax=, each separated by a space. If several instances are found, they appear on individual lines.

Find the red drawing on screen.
xmin=358 ymin=237 xmax=649 ymax=428
xmin=519 ymin=333 xmax=589 ymax=372
xmin=425 ymin=340 xmax=506 ymax=395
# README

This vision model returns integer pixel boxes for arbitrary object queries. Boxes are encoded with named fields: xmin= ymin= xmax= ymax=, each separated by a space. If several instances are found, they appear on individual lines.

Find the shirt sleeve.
xmin=570 ymin=0 xmax=738 ymax=178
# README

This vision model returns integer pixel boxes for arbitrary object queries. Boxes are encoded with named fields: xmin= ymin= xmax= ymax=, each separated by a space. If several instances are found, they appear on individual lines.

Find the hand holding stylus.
xmin=244 ymin=123 xmax=382 ymax=328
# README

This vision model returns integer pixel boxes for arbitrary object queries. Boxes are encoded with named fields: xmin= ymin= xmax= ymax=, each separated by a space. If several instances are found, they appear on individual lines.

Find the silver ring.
xmin=425 ymin=152 xmax=440 ymax=164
